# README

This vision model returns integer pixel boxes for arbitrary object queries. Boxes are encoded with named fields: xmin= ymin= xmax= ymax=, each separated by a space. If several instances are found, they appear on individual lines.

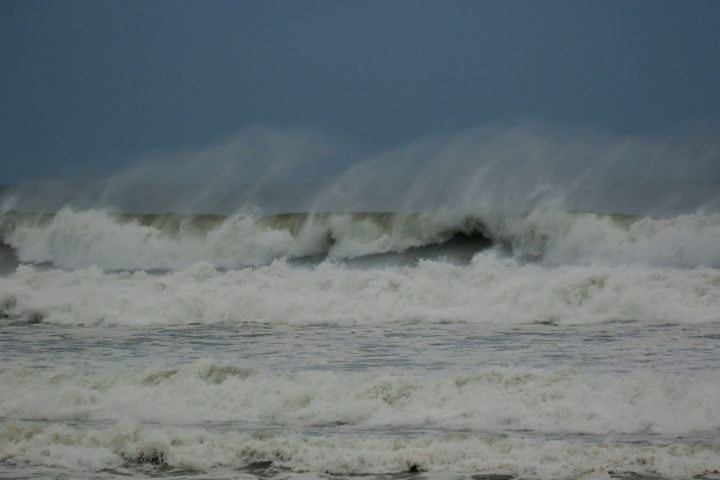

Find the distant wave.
xmin=0 ymin=209 xmax=491 ymax=271
xmin=1 ymin=208 xmax=719 ymax=271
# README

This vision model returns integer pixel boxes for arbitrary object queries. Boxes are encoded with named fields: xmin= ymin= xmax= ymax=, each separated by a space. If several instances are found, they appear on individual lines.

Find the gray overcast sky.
xmin=1 ymin=0 xmax=719 ymax=182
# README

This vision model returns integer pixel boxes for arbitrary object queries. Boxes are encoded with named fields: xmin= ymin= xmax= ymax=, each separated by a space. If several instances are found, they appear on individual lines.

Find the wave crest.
xmin=1 ymin=208 xmax=719 ymax=271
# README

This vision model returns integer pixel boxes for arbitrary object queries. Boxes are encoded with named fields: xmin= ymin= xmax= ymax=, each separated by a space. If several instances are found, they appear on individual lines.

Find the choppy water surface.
xmin=2 ymin=321 xmax=719 ymax=479
xmin=2 ymin=322 xmax=720 ymax=374
xmin=1 ymin=209 xmax=719 ymax=479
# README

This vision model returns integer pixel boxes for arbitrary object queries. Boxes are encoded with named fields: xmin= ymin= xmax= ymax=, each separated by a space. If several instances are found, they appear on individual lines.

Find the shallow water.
xmin=2 ymin=319 xmax=719 ymax=479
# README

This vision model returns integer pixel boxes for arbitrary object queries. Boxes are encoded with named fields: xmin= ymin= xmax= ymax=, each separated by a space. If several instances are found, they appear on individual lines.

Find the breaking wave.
xmin=1 ymin=208 xmax=719 ymax=271
xmin=1 ymin=253 xmax=719 ymax=327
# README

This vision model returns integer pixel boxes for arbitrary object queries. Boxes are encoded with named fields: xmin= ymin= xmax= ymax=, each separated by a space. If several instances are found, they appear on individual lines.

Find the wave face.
xmin=2 ymin=208 xmax=720 ymax=271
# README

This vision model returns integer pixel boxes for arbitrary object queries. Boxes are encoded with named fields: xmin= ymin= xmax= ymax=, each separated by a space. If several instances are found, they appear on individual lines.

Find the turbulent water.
xmin=1 ymin=208 xmax=719 ymax=480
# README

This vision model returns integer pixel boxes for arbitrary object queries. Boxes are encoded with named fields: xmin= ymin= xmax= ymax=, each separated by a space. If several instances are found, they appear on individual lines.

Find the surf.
xmin=1 ymin=208 xmax=719 ymax=271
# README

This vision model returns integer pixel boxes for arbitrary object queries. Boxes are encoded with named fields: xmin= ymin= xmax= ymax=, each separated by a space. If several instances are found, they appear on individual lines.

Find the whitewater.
xmin=1 ymin=207 xmax=719 ymax=480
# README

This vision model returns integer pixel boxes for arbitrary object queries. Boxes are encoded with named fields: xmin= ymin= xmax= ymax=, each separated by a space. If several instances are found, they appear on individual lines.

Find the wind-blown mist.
xmin=313 ymin=122 xmax=720 ymax=215
xmin=2 ymin=121 xmax=719 ymax=215
xmin=2 ymin=121 xmax=719 ymax=272
xmin=2 ymin=126 xmax=356 ymax=214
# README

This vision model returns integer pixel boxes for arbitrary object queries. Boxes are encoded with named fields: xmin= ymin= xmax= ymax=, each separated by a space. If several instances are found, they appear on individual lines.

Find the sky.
xmin=1 ymin=0 xmax=719 ymax=182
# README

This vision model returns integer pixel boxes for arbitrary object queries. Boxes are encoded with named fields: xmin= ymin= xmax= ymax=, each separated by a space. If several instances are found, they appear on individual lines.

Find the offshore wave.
xmin=0 ymin=209 xmax=490 ymax=271
xmin=1 ymin=208 xmax=719 ymax=271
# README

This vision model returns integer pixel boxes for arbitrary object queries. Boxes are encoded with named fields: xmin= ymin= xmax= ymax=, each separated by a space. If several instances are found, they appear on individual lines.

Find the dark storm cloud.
xmin=1 ymin=0 xmax=719 ymax=181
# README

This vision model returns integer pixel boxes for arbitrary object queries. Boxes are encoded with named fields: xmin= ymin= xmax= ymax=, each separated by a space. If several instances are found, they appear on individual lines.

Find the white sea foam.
xmin=1 ymin=420 xmax=719 ymax=479
xmin=1 ymin=209 xmax=484 ymax=271
xmin=3 ymin=209 xmax=303 ymax=270
xmin=2 ymin=208 xmax=479 ymax=270
xmin=0 ymin=360 xmax=718 ymax=436
xmin=490 ymin=209 xmax=720 ymax=268
xmin=1 ymin=253 xmax=718 ymax=327
xmin=2 ymin=208 xmax=720 ymax=271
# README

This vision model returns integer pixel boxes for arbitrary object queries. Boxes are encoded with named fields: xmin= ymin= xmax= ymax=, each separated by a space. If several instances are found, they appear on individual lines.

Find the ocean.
xmin=1 ymin=208 xmax=719 ymax=480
